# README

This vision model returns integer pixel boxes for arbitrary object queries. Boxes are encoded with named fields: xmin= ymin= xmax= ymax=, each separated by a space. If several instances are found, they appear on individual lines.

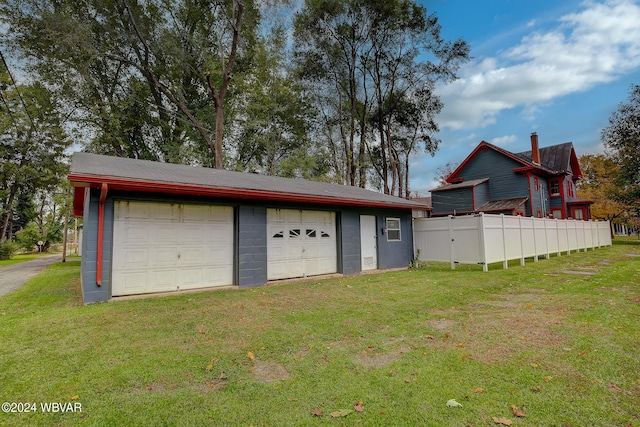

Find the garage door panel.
xmin=113 ymin=271 xmax=148 ymax=293
xmin=155 ymin=224 xmax=178 ymax=242
xmin=150 ymin=270 xmax=178 ymax=291
xmin=153 ymin=247 xmax=178 ymax=267
xmin=267 ymin=209 xmax=337 ymax=281
xmin=113 ymin=201 xmax=234 ymax=296
xmin=117 ymin=248 xmax=149 ymax=269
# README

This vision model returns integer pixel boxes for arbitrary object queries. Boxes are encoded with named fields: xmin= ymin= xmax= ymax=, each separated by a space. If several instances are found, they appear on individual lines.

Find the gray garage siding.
xmin=78 ymin=192 xmax=414 ymax=304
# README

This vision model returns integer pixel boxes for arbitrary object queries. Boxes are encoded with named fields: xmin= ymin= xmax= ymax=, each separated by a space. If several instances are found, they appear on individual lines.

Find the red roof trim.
xmin=68 ymin=174 xmax=418 ymax=210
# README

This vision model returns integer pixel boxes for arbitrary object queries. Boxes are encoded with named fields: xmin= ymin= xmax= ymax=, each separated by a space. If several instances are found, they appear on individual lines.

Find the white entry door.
xmin=112 ymin=201 xmax=234 ymax=296
xmin=267 ymin=209 xmax=337 ymax=280
xmin=360 ymin=215 xmax=377 ymax=271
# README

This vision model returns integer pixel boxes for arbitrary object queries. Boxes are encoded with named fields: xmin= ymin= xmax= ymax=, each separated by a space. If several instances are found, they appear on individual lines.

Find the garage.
xmin=112 ymin=201 xmax=234 ymax=296
xmin=267 ymin=208 xmax=337 ymax=280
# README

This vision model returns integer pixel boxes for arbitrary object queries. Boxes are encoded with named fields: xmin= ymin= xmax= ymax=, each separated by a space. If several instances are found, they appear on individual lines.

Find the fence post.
xmin=448 ymin=215 xmax=456 ymax=270
xmin=478 ymin=213 xmax=488 ymax=272
xmin=519 ymin=215 xmax=526 ymax=266
xmin=501 ymin=214 xmax=508 ymax=270
xmin=543 ymin=217 xmax=550 ymax=259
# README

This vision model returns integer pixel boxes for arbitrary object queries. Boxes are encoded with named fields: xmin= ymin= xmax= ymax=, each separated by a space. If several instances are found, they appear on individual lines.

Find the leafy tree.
xmin=2 ymin=0 xmax=259 ymax=167
xmin=0 ymin=77 xmax=71 ymax=243
xmin=231 ymin=26 xmax=319 ymax=177
xmin=294 ymin=0 xmax=469 ymax=195
xmin=577 ymin=153 xmax=631 ymax=238
xmin=601 ymin=84 xmax=640 ymax=209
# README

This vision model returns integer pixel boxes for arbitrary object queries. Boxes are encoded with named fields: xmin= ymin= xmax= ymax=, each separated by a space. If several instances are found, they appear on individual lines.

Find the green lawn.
xmin=0 ymin=242 xmax=638 ymax=426
xmin=0 ymin=252 xmax=53 ymax=267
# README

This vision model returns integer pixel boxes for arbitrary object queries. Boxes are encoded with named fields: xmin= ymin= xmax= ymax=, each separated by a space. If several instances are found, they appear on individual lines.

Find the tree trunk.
xmin=0 ymin=184 xmax=18 ymax=243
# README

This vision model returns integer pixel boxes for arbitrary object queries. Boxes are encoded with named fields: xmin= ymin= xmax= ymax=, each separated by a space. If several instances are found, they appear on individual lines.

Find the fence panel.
xmin=414 ymin=214 xmax=611 ymax=271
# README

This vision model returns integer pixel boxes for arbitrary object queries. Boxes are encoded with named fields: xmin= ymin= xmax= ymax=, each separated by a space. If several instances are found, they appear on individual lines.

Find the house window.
xmin=534 ymin=176 xmax=539 ymax=191
xmin=550 ymin=180 xmax=560 ymax=196
xmin=574 ymin=209 xmax=584 ymax=220
xmin=386 ymin=218 xmax=401 ymax=241
xmin=552 ymin=209 xmax=563 ymax=219
xmin=568 ymin=182 xmax=574 ymax=198
xmin=536 ymin=209 xmax=542 ymax=218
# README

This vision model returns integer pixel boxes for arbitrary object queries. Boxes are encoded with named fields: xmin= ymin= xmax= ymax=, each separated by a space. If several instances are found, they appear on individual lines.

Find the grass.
xmin=0 ymin=252 xmax=53 ymax=267
xmin=0 ymin=242 xmax=638 ymax=426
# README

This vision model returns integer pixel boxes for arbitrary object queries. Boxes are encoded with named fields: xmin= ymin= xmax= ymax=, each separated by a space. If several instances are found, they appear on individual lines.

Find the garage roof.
xmin=69 ymin=152 xmax=422 ymax=211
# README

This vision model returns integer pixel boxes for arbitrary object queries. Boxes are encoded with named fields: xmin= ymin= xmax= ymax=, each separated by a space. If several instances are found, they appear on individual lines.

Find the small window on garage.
xmin=321 ymin=231 xmax=330 ymax=238
xmin=386 ymin=218 xmax=401 ymax=241
xmin=289 ymin=229 xmax=301 ymax=238
xmin=306 ymin=229 xmax=316 ymax=238
xmin=272 ymin=231 xmax=284 ymax=238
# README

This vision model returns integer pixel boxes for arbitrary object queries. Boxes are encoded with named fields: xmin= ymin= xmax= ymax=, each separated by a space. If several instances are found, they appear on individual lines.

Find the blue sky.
xmin=409 ymin=0 xmax=640 ymax=196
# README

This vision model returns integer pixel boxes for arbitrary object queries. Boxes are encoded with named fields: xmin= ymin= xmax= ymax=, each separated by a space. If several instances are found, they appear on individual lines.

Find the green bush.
xmin=0 ymin=241 xmax=17 ymax=260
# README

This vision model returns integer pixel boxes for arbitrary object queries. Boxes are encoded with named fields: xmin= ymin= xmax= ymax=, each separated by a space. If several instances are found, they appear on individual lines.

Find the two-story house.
xmin=430 ymin=133 xmax=593 ymax=220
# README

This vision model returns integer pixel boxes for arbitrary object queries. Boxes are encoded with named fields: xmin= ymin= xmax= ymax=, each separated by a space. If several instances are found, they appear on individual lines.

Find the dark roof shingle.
xmin=69 ymin=152 xmax=421 ymax=209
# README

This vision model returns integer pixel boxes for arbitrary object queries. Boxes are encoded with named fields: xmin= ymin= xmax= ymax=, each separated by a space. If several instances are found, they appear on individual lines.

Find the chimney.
xmin=530 ymin=132 xmax=540 ymax=164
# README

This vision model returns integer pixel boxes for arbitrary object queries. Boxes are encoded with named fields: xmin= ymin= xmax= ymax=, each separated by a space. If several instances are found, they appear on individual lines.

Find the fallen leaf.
xmin=206 ymin=363 xmax=213 ymax=371
xmin=354 ymin=401 xmax=365 ymax=412
xmin=311 ymin=408 xmax=323 ymax=417
xmin=247 ymin=351 xmax=255 ymax=361
xmin=411 ymin=370 xmax=419 ymax=376
xmin=404 ymin=377 xmax=413 ymax=383
xmin=510 ymin=404 xmax=526 ymax=417
xmin=145 ymin=386 xmax=153 ymax=391
xmin=289 ymin=398 xmax=298 ymax=402
xmin=456 ymin=343 xmax=465 ymax=347
xmin=446 ymin=399 xmax=463 ymax=407
xmin=530 ymin=363 xmax=539 ymax=368
xmin=197 ymin=329 xmax=206 ymax=334
xmin=219 ymin=372 xmax=228 ymax=380
xmin=530 ymin=385 xmax=541 ymax=392
xmin=473 ymin=388 xmax=484 ymax=393
xmin=492 ymin=417 xmax=513 ymax=425
xmin=330 ymin=409 xmax=353 ymax=418
xmin=544 ymin=376 xmax=553 ymax=382
xmin=70 ymin=395 xmax=79 ymax=400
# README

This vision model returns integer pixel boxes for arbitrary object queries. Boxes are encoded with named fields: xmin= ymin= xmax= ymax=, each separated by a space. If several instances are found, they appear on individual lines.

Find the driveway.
xmin=0 ymin=254 xmax=61 ymax=297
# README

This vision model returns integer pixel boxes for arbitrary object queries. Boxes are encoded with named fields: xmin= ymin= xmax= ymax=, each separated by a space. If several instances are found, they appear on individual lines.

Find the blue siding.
xmin=81 ymin=189 xmax=113 ymax=304
xmin=433 ymin=188 xmax=473 ymax=213
xmin=237 ymin=205 xmax=267 ymax=288
xmin=474 ymin=182 xmax=490 ymax=209
xmin=460 ymin=149 xmax=530 ymax=202
xmin=78 ymin=192 xmax=415 ymax=303
xmin=375 ymin=211 xmax=413 ymax=269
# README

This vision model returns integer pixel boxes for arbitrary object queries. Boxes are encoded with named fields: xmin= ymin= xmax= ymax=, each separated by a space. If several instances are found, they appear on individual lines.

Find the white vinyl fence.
xmin=413 ymin=213 xmax=612 ymax=271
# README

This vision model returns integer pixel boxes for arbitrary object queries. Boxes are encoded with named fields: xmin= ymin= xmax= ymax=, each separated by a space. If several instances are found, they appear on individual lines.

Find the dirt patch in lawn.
xmin=355 ymin=344 xmax=413 ymax=368
xmin=251 ymin=360 xmax=290 ymax=384
xmin=430 ymin=294 xmax=571 ymax=364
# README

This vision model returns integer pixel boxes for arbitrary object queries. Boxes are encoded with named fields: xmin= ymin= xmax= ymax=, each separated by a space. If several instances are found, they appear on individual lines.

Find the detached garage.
xmin=69 ymin=152 xmax=421 ymax=304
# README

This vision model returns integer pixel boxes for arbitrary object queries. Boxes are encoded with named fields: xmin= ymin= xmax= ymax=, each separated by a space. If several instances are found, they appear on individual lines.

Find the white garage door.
xmin=267 ymin=209 xmax=337 ymax=280
xmin=112 ymin=201 xmax=234 ymax=296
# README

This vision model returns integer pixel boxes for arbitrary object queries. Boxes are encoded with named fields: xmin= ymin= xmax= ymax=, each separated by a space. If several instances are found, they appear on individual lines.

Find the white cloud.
xmin=490 ymin=135 xmax=518 ymax=147
xmin=437 ymin=0 xmax=640 ymax=130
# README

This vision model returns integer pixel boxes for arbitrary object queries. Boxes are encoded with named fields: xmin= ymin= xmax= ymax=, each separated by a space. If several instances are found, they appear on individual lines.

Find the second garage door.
xmin=112 ymin=201 xmax=234 ymax=296
xmin=267 ymin=209 xmax=337 ymax=280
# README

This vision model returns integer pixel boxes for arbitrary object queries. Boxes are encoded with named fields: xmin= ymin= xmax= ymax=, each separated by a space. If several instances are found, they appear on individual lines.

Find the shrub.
xmin=0 ymin=241 xmax=17 ymax=260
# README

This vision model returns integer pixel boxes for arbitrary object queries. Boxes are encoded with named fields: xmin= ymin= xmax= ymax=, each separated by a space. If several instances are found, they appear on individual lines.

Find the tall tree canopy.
xmin=577 ymin=153 xmax=631 ymax=237
xmin=2 ymin=0 xmax=259 ymax=167
xmin=602 ymin=84 xmax=640 ymax=209
xmin=293 ymin=0 xmax=469 ymax=196
xmin=0 ymin=78 xmax=71 ymax=242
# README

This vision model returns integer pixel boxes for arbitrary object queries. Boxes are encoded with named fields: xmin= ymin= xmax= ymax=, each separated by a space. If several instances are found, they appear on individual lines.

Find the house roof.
xmin=68 ymin=152 xmax=422 ymax=211
xmin=410 ymin=196 xmax=432 ymax=209
xmin=515 ymin=142 xmax=577 ymax=174
xmin=430 ymin=178 xmax=489 ymax=193
xmin=478 ymin=197 xmax=529 ymax=212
